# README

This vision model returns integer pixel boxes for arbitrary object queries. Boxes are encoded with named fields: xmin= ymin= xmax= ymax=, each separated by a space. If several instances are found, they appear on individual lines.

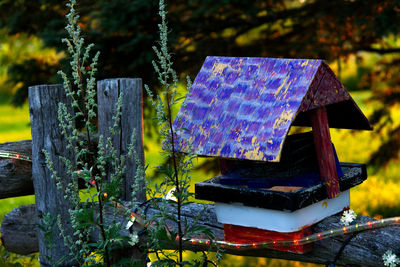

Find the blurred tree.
xmin=0 ymin=0 xmax=399 ymax=165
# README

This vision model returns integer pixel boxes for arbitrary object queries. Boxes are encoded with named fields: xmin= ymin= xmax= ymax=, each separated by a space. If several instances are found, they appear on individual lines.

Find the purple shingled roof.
xmin=172 ymin=56 xmax=371 ymax=162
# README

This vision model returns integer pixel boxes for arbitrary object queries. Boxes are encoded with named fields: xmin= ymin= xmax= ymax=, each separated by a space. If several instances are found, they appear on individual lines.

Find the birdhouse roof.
xmin=172 ymin=56 xmax=371 ymax=162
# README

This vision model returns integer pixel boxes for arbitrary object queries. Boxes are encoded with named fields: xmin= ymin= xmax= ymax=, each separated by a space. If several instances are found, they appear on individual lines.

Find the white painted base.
xmin=215 ymin=190 xmax=350 ymax=232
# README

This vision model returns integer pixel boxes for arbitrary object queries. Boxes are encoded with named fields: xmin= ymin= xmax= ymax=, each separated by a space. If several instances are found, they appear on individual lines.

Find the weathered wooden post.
xmin=29 ymin=84 xmax=76 ymax=266
xmin=97 ymin=78 xmax=145 ymax=202
xmin=97 ymin=78 xmax=146 ymax=264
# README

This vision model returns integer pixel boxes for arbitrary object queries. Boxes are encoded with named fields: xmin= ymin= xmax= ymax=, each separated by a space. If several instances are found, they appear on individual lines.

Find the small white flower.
xmin=125 ymin=216 xmax=136 ymax=230
xmin=340 ymin=209 xmax=357 ymax=226
xmin=383 ymin=250 xmax=400 ymax=267
xmin=128 ymin=232 xmax=139 ymax=246
xmin=165 ymin=187 xmax=177 ymax=202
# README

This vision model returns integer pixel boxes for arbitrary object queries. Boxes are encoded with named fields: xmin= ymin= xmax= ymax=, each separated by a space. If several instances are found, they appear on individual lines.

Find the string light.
xmin=114 ymin=201 xmax=400 ymax=251
xmin=0 ymin=150 xmax=31 ymax=162
xmin=179 ymin=216 xmax=400 ymax=250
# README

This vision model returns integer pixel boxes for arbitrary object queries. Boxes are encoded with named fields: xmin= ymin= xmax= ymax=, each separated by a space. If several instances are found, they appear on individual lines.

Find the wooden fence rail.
xmin=0 ymin=140 xmax=33 ymax=198
xmin=0 ymin=134 xmax=98 ymax=199
xmin=2 ymin=202 xmax=400 ymax=267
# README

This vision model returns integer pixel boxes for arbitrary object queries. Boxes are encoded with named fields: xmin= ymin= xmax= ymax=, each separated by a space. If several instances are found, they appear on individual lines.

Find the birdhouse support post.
xmin=310 ymin=106 xmax=340 ymax=198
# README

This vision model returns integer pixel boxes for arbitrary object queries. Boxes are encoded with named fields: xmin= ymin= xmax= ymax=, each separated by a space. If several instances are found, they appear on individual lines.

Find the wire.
xmin=182 ymin=217 xmax=400 ymax=250
xmin=0 ymin=150 xmax=32 ymax=162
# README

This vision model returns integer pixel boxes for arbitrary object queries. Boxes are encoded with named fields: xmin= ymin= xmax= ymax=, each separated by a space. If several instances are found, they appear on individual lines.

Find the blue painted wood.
xmin=172 ymin=56 xmax=371 ymax=161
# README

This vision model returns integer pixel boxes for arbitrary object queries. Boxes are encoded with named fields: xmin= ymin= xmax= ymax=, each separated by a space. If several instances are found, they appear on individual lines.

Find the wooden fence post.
xmin=29 ymin=84 xmax=76 ymax=266
xmin=97 ymin=78 xmax=146 ymax=265
xmin=97 ymin=78 xmax=145 ymax=202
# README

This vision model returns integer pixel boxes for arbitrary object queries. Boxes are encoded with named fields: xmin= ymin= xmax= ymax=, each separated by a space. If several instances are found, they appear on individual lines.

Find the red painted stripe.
xmin=224 ymin=224 xmax=313 ymax=254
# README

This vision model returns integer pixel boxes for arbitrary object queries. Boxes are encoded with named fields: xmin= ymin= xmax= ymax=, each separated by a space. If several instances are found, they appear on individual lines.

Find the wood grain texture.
xmin=97 ymin=78 xmax=145 ymax=202
xmin=0 ymin=140 xmax=32 ymax=198
xmin=1 ymin=203 xmax=399 ymax=267
xmin=0 ymin=205 xmax=37 ymax=255
xmin=28 ymin=84 xmax=77 ymax=266
xmin=311 ymin=106 xmax=340 ymax=199
xmin=0 ymin=135 xmax=97 ymax=199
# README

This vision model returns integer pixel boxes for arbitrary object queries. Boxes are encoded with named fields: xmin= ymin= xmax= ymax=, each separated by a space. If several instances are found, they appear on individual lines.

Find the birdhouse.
xmin=172 ymin=56 xmax=371 ymax=254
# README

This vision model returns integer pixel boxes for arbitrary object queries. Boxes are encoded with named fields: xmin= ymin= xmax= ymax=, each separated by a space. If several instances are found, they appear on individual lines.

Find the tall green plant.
xmin=43 ymin=0 xmax=142 ymax=266
xmin=144 ymin=0 xmax=216 ymax=265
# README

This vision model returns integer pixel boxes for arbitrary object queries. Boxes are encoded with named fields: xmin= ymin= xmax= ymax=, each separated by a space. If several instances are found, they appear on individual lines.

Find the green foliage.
xmin=144 ymin=1 xmax=216 ymax=265
xmin=37 ymin=212 xmax=58 ymax=266
xmin=0 ymin=243 xmax=37 ymax=267
xmin=0 ymin=29 xmax=61 ymax=104
xmin=43 ymin=0 xmax=141 ymax=265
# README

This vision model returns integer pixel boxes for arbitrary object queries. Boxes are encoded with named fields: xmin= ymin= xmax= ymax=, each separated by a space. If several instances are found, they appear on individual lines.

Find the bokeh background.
xmin=0 ymin=0 xmax=400 ymax=266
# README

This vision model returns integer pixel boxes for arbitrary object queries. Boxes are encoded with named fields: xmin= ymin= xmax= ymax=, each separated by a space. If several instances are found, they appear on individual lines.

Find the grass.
xmin=0 ymin=90 xmax=400 ymax=266
xmin=0 ymin=101 xmax=33 ymax=223
xmin=0 ymin=100 xmax=31 ymax=143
